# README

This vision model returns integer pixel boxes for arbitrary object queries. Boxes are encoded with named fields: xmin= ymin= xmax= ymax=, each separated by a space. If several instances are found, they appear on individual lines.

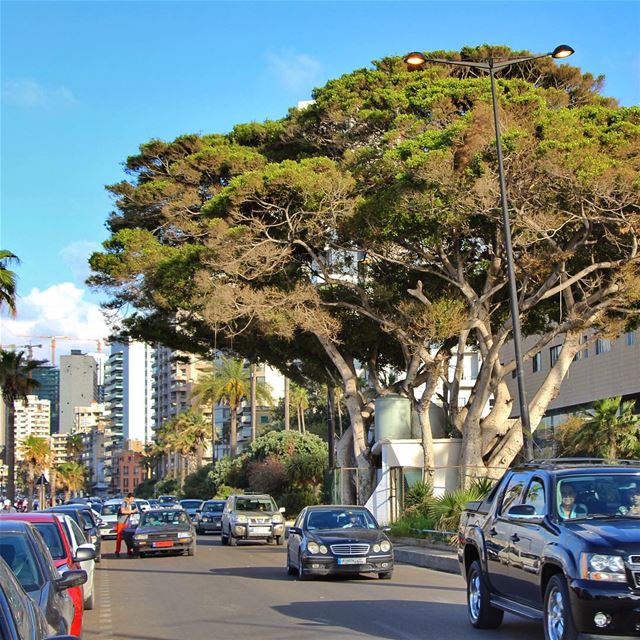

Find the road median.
xmin=391 ymin=537 xmax=459 ymax=574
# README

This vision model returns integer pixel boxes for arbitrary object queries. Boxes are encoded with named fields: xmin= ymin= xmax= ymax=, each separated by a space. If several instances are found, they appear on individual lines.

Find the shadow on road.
xmin=273 ymin=600 xmax=541 ymax=640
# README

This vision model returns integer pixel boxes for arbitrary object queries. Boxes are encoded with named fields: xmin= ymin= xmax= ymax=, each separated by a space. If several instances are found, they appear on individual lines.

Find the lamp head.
xmin=551 ymin=45 xmax=574 ymax=59
xmin=404 ymin=52 xmax=427 ymax=70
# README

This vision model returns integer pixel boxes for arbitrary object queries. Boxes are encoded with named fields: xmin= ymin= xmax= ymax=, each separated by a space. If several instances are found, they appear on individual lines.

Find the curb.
xmin=393 ymin=545 xmax=460 ymax=574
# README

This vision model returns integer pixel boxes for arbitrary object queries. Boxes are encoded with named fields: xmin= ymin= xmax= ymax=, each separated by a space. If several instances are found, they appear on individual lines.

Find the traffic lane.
xmin=84 ymin=536 xmax=542 ymax=640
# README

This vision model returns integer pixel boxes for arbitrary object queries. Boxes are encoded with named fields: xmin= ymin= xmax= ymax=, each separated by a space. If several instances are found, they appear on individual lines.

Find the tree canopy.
xmin=91 ymin=47 xmax=640 ymax=495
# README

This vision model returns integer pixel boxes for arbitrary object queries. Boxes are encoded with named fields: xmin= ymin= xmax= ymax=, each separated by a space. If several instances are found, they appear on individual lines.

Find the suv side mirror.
xmin=506 ymin=504 xmax=544 ymax=523
xmin=288 ymin=526 xmax=302 ymax=536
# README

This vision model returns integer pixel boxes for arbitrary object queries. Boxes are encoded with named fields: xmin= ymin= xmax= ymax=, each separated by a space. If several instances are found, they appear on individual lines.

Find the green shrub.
xmin=182 ymin=464 xmax=215 ymax=499
xmin=404 ymin=481 xmax=433 ymax=509
xmin=278 ymin=487 xmax=320 ymax=517
xmin=389 ymin=509 xmax=438 ymax=538
xmin=214 ymin=485 xmax=241 ymax=499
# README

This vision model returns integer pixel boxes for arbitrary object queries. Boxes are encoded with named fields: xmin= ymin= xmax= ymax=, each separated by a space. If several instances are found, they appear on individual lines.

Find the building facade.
xmin=14 ymin=396 xmax=50 ymax=461
xmin=31 ymin=366 xmax=60 ymax=434
xmin=59 ymin=351 xmax=98 ymax=434
xmin=112 ymin=448 xmax=145 ymax=495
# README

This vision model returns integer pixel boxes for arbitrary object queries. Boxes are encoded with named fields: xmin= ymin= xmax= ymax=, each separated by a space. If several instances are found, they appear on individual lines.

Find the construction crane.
xmin=0 ymin=343 xmax=43 ymax=360
xmin=16 ymin=335 xmax=105 ymax=365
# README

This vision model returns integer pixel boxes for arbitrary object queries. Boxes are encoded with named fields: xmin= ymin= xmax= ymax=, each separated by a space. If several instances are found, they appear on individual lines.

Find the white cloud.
xmin=267 ymin=51 xmax=322 ymax=93
xmin=2 ymin=79 xmax=77 ymax=108
xmin=60 ymin=241 xmax=103 ymax=285
xmin=0 ymin=282 xmax=113 ymax=364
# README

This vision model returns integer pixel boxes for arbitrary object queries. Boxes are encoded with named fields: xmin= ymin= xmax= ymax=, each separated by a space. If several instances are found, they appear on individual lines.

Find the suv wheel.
xmin=297 ymin=552 xmax=307 ymax=580
xmin=467 ymin=560 xmax=503 ymax=629
xmin=221 ymin=529 xmax=229 ymax=545
xmin=544 ymin=575 xmax=578 ymax=640
xmin=275 ymin=535 xmax=284 ymax=546
xmin=229 ymin=534 xmax=238 ymax=546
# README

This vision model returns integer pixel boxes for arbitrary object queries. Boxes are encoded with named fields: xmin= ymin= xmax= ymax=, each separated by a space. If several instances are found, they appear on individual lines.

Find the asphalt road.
xmin=83 ymin=536 xmax=543 ymax=640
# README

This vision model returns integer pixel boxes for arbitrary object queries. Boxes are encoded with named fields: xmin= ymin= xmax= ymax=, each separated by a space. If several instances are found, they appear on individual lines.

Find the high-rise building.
xmin=105 ymin=342 xmax=155 ymax=445
xmin=59 ymin=351 xmax=97 ymax=434
xmin=32 ymin=366 xmax=60 ymax=433
xmin=14 ymin=395 xmax=50 ymax=461
xmin=50 ymin=433 xmax=70 ymax=466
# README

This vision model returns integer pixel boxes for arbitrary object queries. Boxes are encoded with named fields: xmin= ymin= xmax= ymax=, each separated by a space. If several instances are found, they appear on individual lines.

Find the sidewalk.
xmin=392 ymin=537 xmax=459 ymax=574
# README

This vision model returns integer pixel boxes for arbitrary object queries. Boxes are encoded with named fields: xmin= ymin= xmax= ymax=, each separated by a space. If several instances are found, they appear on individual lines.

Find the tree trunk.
xmin=210 ymin=402 xmax=216 ymax=467
xmin=49 ymin=467 xmax=56 ymax=507
xmin=27 ymin=468 xmax=35 ymax=510
xmin=250 ymin=363 xmax=257 ymax=442
xmin=284 ymin=378 xmax=290 ymax=431
xmin=327 ymin=385 xmax=336 ymax=469
xmin=6 ymin=404 xmax=16 ymax=501
xmin=418 ymin=363 xmax=442 ymax=482
xmin=230 ymin=407 xmax=238 ymax=457
xmin=301 ymin=407 xmax=306 ymax=434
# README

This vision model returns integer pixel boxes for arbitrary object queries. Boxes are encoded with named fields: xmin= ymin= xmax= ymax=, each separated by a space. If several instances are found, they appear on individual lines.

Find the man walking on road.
xmin=115 ymin=493 xmax=138 ymax=557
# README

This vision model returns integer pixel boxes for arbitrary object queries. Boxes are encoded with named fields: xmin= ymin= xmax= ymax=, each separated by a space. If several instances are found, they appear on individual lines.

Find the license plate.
xmin=337 ymin=557 xmax=367 ymax=565
xmin=153 ymin=540 xmax=174 ymax=548
xmin=249 ymin=526 xmax=271 ymax=534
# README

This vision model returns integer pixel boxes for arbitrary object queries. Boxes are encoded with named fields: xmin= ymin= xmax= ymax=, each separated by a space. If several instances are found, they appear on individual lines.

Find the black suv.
xmin=458 ymin=460 xmax=640 ymax=639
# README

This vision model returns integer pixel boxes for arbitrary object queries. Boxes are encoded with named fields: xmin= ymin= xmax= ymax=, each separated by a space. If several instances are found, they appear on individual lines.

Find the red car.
xmin=0 ymin=512 xmax=92 ymax=636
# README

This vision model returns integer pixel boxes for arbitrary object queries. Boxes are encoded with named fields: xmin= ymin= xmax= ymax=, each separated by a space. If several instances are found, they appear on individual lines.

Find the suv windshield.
xmin=203 ymin=501 xmax=225 ymax=512
xmin=141 ymin=510 xmax=189 ymax=527
xmin=235 ymin=498 xmax=276 ymax=512
xmin=556 ymin=474 xmax=640 ymax=520
xmin=180 ymin=500 xmax=202 ymax=509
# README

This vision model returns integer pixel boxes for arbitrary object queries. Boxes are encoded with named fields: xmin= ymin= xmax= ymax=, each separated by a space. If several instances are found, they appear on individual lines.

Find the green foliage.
xmin=134 ymin=478 xmax=157 ymax=499
xmin=154 ymin=476 xmax=180 ymax=497
xmin=278 ymin=487 xmax=321 ymax=516
xmin=182 ymin=463 xmax=215 ymax=499
xmin=249 ymin=430 xmax=327 ymax=462
xmin=388 ymin=509 xmax=438 ymax=538
xmin=404 ymin=481 xmax=433 ymax=509
xmin=208 ymin=455 xmax=248 ymax=491
xmin=427 ymin=479 xmax=494 ymax=535
xmin=214 ymin=485 xmax=239 ymax=499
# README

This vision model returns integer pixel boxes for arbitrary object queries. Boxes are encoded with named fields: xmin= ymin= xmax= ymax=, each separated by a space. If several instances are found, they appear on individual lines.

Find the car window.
xmin=499 ymin=473 xmax=528 ymax=514
xmin=523 ymin=479 xmax=546 ymax=515
xmin=32 ymin=523 xmax=66 ymax=560
xmin=203 ymin=501 xmax=225 ymax=512
xmin=235 ymin=498 xmax=276 ymax=512
xmin=307 ymin=509 xmax=378 ymax=530
xmin=68 ymin=518 xmax=87 ymax=546
xmin=101 ymin=504 xmax=119 ymax=516
xmin=141 ymin=510 xmax=189 ymax=526
xmin=0 ymin=535 xmax=44 ymax=592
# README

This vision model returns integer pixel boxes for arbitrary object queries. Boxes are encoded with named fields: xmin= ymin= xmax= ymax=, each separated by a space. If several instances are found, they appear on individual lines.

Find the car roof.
xmin=104 ymin=498 xmax=123 ymax=504
xmin=0 ymin=519 xmax=33 ymax=533
xmin=512 ymin=460 xmax=640 ymax=475
xmin=0 ymin=513 xmax=60 ymax=523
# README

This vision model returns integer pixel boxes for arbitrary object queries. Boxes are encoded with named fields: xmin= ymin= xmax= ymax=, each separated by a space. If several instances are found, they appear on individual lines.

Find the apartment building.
xmin=14 ymin=396 xmax=50 ymax=461
xmin=504 ymin=329 xmax=640 ymax=438
xmin=31 ymin=366 xmax=60 ymax=434
xmin=50 ymin=433 xmax=70 ymax=466
xmin=59 ymin=351 xmax=98 ymax=434
xmin=112 ymin=448 xmax=145 ymax=494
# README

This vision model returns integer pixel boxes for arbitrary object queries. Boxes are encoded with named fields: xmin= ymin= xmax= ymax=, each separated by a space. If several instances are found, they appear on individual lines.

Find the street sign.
xmin=35 ymin=473 xmax=49 ymax=486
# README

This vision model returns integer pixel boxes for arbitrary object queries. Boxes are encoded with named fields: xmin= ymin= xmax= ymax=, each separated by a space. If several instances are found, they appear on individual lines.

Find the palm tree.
xmin=191 ymin=356 xmax=272 ymax=458
xmin=0 ymin=349 xmax=41 ymax=500
xmin=55 ymin=462 xmax=86 ymax=502
xmin=0 ymin=250 xmax=19 ymax=317
xmin=20 ymin=435 xmax=51 ymax=508
xmin=567 ymin=397 xmax=640 ymax=460
xmin=290 ymin=384 xmax=309 ymax=434
xmin=171 ymin=411 xmax=209 ymax=488
xmin=65 ymin=433 xmax=84 ymax=463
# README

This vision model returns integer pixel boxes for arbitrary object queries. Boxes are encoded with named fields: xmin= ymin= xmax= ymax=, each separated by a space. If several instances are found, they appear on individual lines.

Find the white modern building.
xmin=106 ymin=342 xmax=155 ymax=445
xmin=14 ymin=395 xmax=50 ymax=461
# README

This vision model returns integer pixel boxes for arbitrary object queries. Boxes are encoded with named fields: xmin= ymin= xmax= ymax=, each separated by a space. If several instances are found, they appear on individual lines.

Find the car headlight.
xmin=380 ymin=540 xmax=391 ymax=553
xmin=234 ymin=515 xmax=248 ymax=524
xmin=319 ymin=545 xmax=328 ymax=554
xmin=373 ymin=543 xmax=381 ymax=553
xmin=272 ymin=514 xmax=284 ymax=524
xmin=581 ymin=554 xmax=627 ymax=582
xmin=307 ymin=542 xmax=320 ymax=554
xmin=178 ymin=532 xmax=192 ymax=539
xmin=134 ymin=534 xmax=148 ymax=540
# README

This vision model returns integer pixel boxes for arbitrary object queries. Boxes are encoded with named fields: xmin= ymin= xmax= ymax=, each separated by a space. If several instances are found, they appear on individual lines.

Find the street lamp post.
xmin=404 ymin=45 xmax=574 ymax=460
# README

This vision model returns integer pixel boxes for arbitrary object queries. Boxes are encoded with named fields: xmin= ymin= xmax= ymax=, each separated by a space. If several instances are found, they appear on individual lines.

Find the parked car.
xmin=147 ymin=499 xmax=159 ymax=509
xmin=97 ymin=499 xmax=123 ymax=539
xmin=158 ymin=495 xmax=179 ymax=507
xmin=0 ymin=512 xmax=94 ymax=634
xmin=43 ymin=506 xmax=101 ymax=563
xmin=134 ymin=499 xmax=150 ymax=512
xmin=0 ymin=556 xmax=78 ymax=640
xmin=179 ymin=499 xmax=204 ymax=522
xmin=458 ymin=459 xmax=640 ymax=639
xmin=221 ymin=494 xmax=286 ymax=546
xmin=131 ymin=509 xmax=196 ymax=557
xmin=0 ymin=520 xmax=86 ymax=637
xmin=286 ymin=505 xmax=393 ymax=580
xmin=55 ymin=515 xmax=96 ymax=612
xmin=195 ymin=500 xmax=226 ymax=534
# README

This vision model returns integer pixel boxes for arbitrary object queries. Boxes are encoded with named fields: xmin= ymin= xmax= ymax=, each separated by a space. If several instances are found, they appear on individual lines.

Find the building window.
xmin=595 ymin=338 xmax=611 ymax=355
xmin=260 ymin=415 xmax=269 ymax=424
xmin=627 ymin=331 xmax=636 ymax=346
xmin=550 ymin=345 xmax=561 ymax=367
xmin=532 ymin=352 xmax=541 ymax=373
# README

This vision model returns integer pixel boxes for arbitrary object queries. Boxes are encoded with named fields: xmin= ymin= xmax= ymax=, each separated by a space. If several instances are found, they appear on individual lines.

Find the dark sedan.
xmin=195 ymin=500 xmax=226 ymax=534
xmin=0 ymin=556 xmax=78 ymax=640
xmin=287 ymin=506 xmax=394 ymax=580
xmin=179 ymin=499 xmax=204 ymax=523
xmin=44 ymin=506 xmax=102 ymax=563
xmin=0 ymin=521 xmax=86 ymax=637
xmin=131 ymin=509 xmax=196 ymax=557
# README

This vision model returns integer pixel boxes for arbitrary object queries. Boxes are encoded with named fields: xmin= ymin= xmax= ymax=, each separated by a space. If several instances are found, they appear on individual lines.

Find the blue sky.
xmin=1 ymin=0 xmax=639 ymax=359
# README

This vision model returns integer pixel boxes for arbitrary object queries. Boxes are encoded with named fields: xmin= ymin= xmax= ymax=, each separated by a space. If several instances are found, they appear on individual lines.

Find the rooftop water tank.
xmin=374 ymin=395 xmax=412 ymax=441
